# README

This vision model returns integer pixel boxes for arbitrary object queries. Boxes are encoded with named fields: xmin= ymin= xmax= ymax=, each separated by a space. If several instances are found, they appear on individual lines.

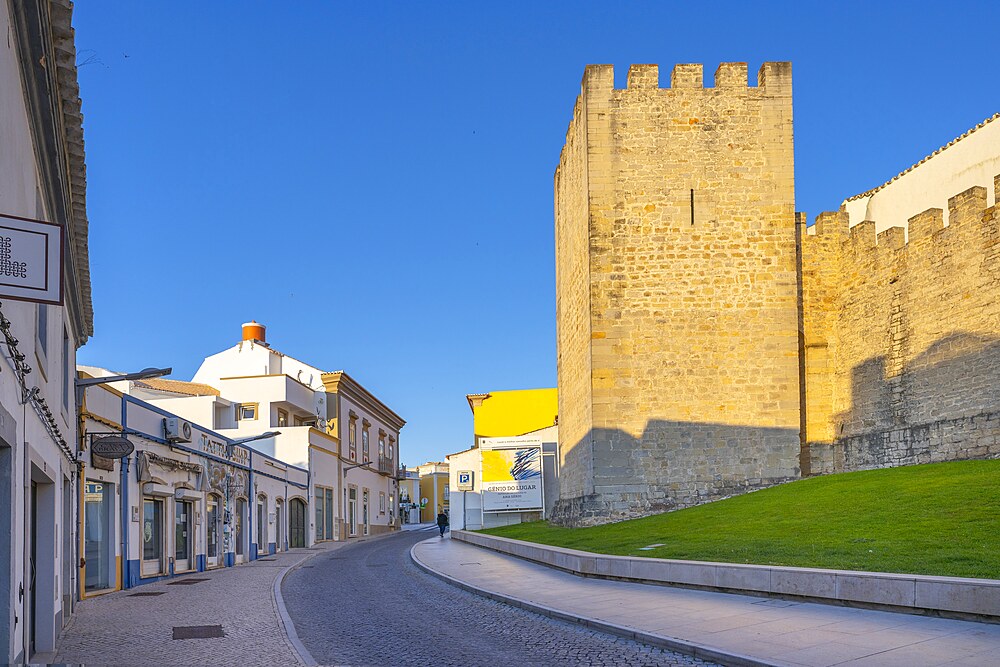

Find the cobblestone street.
xmin=54 ymin=542 xmax=337 ymax=667
xmin=282 ymin=530 xmax=716 ymax=667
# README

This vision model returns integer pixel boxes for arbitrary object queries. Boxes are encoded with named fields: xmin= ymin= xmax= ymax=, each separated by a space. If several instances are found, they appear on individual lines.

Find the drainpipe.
xmin=21 ymin=402 xmax=29 ymax=666
xmin=120 ymin=397 xmax=130 ymax=590
xmin=248 ymin=464 xmax=254 ymax=561
xmin=120 ymin=456 xmax=129 ymax=589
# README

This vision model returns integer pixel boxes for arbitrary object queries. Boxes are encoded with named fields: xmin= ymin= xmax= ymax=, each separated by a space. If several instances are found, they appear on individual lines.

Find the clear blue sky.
xmin=74 ymin=1 xmax=998 ymax=468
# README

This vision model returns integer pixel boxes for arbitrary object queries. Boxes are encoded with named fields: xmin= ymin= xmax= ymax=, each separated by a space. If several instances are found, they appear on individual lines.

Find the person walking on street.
xmin=436 ymin=510 xmax=449 ymax=537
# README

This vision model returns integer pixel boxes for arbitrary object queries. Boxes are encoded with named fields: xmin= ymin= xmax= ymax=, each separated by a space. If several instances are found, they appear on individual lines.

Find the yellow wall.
xmin=418 ymin=473 xmax=448 ymax=521
xmin=471 ymin=388 xmax=557 ymax=438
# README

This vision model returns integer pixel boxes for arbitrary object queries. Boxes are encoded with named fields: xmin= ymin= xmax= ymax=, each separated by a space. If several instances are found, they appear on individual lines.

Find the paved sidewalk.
xmin=55 ymin=543 xmax=342 ymax=667
xmin=412 ymin=536 xmax=1000 ymax=667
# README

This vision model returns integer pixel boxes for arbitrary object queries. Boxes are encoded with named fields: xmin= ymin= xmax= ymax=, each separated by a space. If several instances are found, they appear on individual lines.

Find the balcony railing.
xmin=378 ymin=456 xmax=394 ymax=474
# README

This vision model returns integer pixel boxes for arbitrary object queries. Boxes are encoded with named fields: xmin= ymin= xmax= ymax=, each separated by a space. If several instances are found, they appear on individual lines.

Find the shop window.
xmin=277 ymin=409 xmax=288 ymax=427
xmin=141 ymin=497 xmax=165 ymax=577
xmin=84 ymin=481 xmax=114 ymax=592
xmin=175 ymin=499 xmax=193 ymax=571
xmin=206 ymin=495 xmax=221 ymax=562
xmin=314 ymin=486 xmax=335 ymax=541
xmin=235 ymin=498 xmax=247 ymax=557
xmin=257 ymin=495 xmax=267 ymax=551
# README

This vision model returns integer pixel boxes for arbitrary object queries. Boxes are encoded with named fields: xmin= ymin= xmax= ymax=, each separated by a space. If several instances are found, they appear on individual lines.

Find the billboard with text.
xmin=480 ymin=443 xmax=542 ymax=511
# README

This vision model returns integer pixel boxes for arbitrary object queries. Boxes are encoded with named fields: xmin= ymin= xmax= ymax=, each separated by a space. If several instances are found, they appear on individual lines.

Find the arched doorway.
xmin=289 ymin=498 xmax=306 ymax=548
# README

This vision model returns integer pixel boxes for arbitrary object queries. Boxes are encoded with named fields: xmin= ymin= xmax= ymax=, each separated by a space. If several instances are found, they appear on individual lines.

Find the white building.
xmin=448 ymin=427 xmax=557 ymax=531
xmin=79 ymin=379 xmax=310 ymax=594
xmin=124 ymin=321 xmax=404 ymax=541
xmin=842 ymin=113 xmax=1000 ymax=233
xmin=1 ymin=2 xmax=93 ymax=662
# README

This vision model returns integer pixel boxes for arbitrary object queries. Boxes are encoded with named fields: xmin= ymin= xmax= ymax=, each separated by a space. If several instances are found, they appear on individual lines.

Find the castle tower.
xmin=553 ymin=62 xmax=801 ymax=525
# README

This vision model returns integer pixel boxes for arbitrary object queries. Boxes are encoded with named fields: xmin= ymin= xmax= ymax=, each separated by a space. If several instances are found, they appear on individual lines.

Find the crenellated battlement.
xmin=555 ymin=60 xmax=798 ymax=524
xmin=805 ymin=178 xmax=999 ymax=260
xmin=580 ymin=61 xmax=791 ymax=92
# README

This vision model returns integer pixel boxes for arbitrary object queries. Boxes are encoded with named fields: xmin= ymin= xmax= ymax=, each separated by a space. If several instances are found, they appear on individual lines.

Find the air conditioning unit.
xmin=164 ymin=417 xmax=193 ymax=443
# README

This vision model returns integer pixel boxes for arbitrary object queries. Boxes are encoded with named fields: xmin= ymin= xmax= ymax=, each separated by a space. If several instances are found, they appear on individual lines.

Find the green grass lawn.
xmin=480 ymin=459 xmax=1000 ymax=579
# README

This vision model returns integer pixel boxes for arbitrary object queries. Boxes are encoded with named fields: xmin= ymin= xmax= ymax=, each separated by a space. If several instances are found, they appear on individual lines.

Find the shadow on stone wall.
xmin=555 ymin=331 xmax=1000 ymax=526
xmin=813 ymin=331 xmax=1000 ymax=473
xmin=552 ymin=420 xmax=799 ymax=526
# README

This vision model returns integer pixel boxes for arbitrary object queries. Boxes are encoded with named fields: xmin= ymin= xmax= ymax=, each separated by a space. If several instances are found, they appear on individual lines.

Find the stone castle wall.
xmin=554 ymin=88 xmax=595 ymax=502
xmin=802 ymin=180 xmax=1000 ymax=474
xmin=552 ymin=62 xmax=802 ymax=526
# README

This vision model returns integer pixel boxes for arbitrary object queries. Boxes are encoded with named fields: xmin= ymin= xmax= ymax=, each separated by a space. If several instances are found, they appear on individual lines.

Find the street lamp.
xmin=226 ymin=431 xmax=280 ymax=458
xmin=229 ymin=431 xmax=281 ymax=446
xmin=75 ymin=366 xmax=172 ymax=405
xmin=343 ymin=460 xmax=372 ymax=478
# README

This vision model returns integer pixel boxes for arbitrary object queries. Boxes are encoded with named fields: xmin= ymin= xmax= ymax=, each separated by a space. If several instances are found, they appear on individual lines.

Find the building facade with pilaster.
xmin=1 ymin=1 xmax=93 ymax=662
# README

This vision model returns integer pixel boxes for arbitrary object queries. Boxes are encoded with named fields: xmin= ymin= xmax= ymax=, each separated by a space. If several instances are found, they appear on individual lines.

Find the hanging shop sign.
xmin=0 ymin=213 xmax=63 ymax=305
xmin=91 ymin=434 xmax=135 ymax=460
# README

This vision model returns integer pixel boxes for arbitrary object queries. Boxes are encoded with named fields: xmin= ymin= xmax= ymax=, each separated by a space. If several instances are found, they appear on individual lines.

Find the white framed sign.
xmin=457 ymin=470 xmax=474 ymax=491
xmin=0 ymin=213 xmax=63 ymax=305
xmin=480 ymin=442 xmax=543 ymax=512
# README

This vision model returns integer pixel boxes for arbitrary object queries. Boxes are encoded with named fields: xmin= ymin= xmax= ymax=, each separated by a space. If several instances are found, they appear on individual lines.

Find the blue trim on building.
xmin=127 ymin=559 xmax=140 ymax=586
xmin=120 ymin=454 xmax=131 ymax=589
xmin=248 ymin=468 xmax=255 ymax=555
xmin=196 ymin=554 xmax=206 ymax=572
xmin=268 ymin=542 xmax=276 ymax=555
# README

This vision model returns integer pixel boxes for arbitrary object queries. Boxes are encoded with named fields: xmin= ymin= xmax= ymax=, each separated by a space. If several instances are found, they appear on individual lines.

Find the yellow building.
xmin=449 ymin=388 xmax=558 ymax=530
xmin=397 ymin=470 xmax=421 ymax=524
xmin=466 ymin=388 xmax=558 ymax=442
xmin=414 ymin=462 xmax=449 ymax=522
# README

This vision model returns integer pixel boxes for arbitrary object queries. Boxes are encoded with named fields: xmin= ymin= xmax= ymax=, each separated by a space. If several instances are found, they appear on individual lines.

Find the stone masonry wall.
xmin=554 ymin=86 xmax=595 ymax=502
xmin=553 ymin=62 xmax=801 ymax=526
xmin=802 ymin=179 xmax=1000 ymax=472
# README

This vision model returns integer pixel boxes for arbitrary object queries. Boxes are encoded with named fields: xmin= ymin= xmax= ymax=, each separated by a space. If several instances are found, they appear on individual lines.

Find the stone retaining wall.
xmin=454 ymin=530 xmax=1000 ymax=621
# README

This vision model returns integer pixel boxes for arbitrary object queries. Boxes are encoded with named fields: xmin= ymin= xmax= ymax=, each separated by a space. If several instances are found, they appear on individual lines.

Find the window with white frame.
xmin=362 ymin=420 xmax=370 ymax=461
xmin=348 ymin=414 xmax=357 ymax=460
xmin=236 ymin=403 xmax=258 ymax=421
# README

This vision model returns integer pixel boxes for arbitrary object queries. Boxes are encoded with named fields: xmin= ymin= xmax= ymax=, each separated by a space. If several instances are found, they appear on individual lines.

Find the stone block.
xmin=914 ymin=579 xmax=1000 ymax=616
xmin=666 ymin=561 xmax=717 ymax=587
xmin=593 ymin=555 xmax=632 ymax=579
xmin=771 ymin=568 xmax=837 ymax=599
xmin=836 ymin=573 xmax=916 ymax=607
xmin=715 ymin=564 xmax=771 ymax=592
xmin=628 ymin=558 xmax=676 ymax=584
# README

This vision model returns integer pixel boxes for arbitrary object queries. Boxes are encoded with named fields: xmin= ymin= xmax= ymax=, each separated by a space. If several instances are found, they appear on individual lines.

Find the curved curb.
xmin=409 ymin=538 xmax=778 ymax=667
xmin=274 ymin=550 xmax=325 ymax=667
xmin=275 ymin=532 xmax=404 ymax=667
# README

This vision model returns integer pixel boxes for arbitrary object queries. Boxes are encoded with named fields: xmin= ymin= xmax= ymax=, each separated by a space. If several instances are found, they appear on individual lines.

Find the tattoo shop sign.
xmin=0 ymin=213 xmax=62 ymax=305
